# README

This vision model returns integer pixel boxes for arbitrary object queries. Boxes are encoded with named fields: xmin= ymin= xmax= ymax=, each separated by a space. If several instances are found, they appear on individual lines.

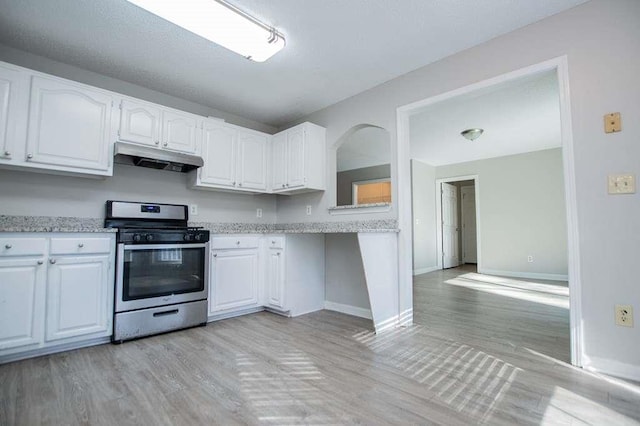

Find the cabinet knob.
xmin=26 ymin=153 xmax=33 ymax=160
xmin=155 ymin=141 xmax=160 ymax=145
xmin=271 ymin=241 xmax=276 ymax=244
xmin=277 ymin=252 xmax=281 ymax=256
xmin=37 ymin=260 xmax=44 ymax=265
xmin=236 ymin=241 xmax=240 ymax=245
xmin=281 ymin=184 xmax=285 ymax=188
xmin=213 ymin=253 xmax=217 ymax=257
xmin=3 ymin=151 xmax=10 ymax=157
xmin=232 ymin=182 xmax=236 ymax=186
xmin=78 ymin=243 xmax=84 ymax=248
xmin=238 ymin=183 xmax=242 ymax=187
xmin=49 ymin=258 xmax=56 ymax=264
xmin=163 ymin=142 xmax=168 ymax=147
xmin=4 ymin=244 xmax=11 ymax=249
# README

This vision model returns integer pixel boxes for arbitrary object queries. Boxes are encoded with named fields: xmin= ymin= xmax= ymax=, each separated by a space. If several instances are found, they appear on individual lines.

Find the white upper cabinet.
xmin=237 ymin=129 xmax=268 ymax=191
xmin=199 ymin=120 xmax=237 ymax=187
xmin=0 ymin=62 xmax=29 ymax=165
xmin=162 ymin=110 xmax=198 ymax=153
xmin=118 ymin=99 xmax=161 ymax=147
xmin=118 ymin=99 xmax=199 ymax=154
xmin=192 ymin=120 xmax=269 ymax=193
xmin=26 ymin=76 xmax=114 ymax=175
xmin=271 ymin=122 xmax=326 ymax=194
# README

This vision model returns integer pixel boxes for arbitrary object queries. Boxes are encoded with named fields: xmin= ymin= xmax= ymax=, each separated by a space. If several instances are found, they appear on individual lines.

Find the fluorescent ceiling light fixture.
xmin=127 ymin=0 xmax=285 ymax=62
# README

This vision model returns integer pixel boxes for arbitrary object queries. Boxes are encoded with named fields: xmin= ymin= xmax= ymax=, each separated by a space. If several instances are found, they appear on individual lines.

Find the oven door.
xmin=115 ymin=243 xmax=209 ymax=312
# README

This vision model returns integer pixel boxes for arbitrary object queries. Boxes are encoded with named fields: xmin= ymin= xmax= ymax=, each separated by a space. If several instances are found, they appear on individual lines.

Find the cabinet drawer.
xmin=0 ymin=238 xmax=47 ymax=257
xmin=50 ymin=237 xmax=112 ymax=255
xmin=210 ymin=236 xmax=260 ymax=250
xmin=266 ymin=236 xmax=285 ymax=249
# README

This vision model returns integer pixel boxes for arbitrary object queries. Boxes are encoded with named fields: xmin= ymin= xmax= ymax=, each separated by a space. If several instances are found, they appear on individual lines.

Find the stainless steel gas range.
xmin=105 ymin=201 xmax=210 ymax=343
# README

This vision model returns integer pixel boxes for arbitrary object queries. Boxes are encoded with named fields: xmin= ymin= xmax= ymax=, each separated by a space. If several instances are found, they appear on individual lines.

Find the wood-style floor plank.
xmin=1 ymin=266 xmax=639 ymax=425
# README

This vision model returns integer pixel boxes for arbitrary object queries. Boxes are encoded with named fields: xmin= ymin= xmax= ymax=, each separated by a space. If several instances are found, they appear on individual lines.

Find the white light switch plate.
xmin=608 ymin=174 xmax=635 ymax=194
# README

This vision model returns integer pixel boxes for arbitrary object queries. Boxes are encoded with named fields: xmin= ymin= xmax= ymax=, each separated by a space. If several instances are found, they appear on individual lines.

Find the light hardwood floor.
xmin=2 ymin=268 xmax=640 ymax=425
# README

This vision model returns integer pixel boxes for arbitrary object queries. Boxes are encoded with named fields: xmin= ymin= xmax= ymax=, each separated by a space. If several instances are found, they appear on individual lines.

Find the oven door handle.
xmin=120 ymin=243 xmax=209 ymax=250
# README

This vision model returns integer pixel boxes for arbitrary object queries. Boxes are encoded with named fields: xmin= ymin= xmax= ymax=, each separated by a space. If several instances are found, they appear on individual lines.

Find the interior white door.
xmin=441 ymin=182 xmax=459 ymax=269
xmin=461 ymin=185 xmax=478 ymax=264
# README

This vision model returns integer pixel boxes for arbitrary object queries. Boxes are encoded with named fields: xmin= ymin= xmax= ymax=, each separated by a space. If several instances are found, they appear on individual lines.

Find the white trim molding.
xmin=413 ymin=266 xmax=439 ymax=276
xmin=478 ymin=268 xmax=568 ymax=282
xmin=584 ymin=356 xmax=640 ymax=383
xmin=324 ymin=301 xmax=372 ymax=320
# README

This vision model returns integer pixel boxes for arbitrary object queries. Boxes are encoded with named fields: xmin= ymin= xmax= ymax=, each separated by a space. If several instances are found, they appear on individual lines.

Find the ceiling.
xmin=0 ymin=0 xmax=587 ymax=128
xmin=410 ymin=70 xmax=561 ymax=166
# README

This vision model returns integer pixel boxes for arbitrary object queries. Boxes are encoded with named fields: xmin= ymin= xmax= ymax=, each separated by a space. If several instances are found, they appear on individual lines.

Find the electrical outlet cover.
xmin=608 ymin=174 xmax=636 ymax=194
xmin=615 ymin=304 xmax=634 ymax=327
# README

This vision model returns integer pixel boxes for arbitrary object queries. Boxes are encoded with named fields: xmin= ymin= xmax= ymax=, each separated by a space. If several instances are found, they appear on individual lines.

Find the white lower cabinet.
xmin=207 ymin=234 xmax=325 ymax=321
xmin=46 ymin=255 xmax=111 ymax=342
xmin=0 ymin=257 xmax=46 ymax=351
xmin=0 ymin=233 xmax=115 ymax=361
xmin=265 ymin=237 xmax=286 ymax=311
xmin=209 ymin=240 xmax=260 ymax=316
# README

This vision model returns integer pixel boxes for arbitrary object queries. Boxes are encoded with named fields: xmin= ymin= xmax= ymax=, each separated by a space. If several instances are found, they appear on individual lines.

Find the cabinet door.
xmin=286 ymin=127 xmax=306 ymax=188
xmin=198 ymin=122 xmax=238 ymax=188
xmin=266 ymin=248 xmax=285 ymax=310
xmin=119 ymin=99 xmax=161 ymax=147
xmin=271 ymin=132 xmax=287 ymax=191
xmin=200 ymin=122 xmax=237 ymax=188
xmin=0 ymin=63 xmax=29 ymax=164
xmin=26 ymin=76 xmax=113 ymax=172
xmin=209 ymin=249 xmax=259 ymax=314
xmin=237 ymin=130 xmax=268 ymax=191
xmin=0 ymin=258 xmax=46 ymax=350
xmin=46 ymin=255 xmax=111 ymax=342
xmin=162 ymin=110 xmax=198 ymax=153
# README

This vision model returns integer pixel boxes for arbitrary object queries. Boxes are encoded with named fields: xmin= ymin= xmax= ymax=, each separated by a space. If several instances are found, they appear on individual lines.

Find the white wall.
xmin=282 ymin=0 xmax=640 ymax=378
xmin=324 ymin=234 xmax=371 ymax=311
xmin=411 ymin=160 xmax=438 ymax=274
xmin=0 ymin=165 xmax=277 ymax=223
xmin=435 ymin=149 xmax=568 ymax=277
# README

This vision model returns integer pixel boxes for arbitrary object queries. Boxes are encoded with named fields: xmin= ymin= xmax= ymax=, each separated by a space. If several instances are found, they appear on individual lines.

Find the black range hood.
xmin=113 ymin=142 xmax=204 ymax=173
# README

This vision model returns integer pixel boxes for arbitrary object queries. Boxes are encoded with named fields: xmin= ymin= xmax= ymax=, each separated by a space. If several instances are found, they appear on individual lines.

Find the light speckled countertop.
xmin=0 ymin=215 xmax=399 ymax=234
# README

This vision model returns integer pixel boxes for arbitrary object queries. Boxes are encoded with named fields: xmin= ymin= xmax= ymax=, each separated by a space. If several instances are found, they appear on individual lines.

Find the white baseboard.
xmin=478 ymin=268 xmax=568 ymax=282
xmin=324 ymin=301 xmax=372 ymax=320
xmin=413 ymin=266 xmax=439 ymax=276
xmin=584 ymin=356 xmax=640 ymax=382
xmin=208 ymin=306 xmax=265 ymax=322
xmin=0 ymin=336 xmax=110 ymax=365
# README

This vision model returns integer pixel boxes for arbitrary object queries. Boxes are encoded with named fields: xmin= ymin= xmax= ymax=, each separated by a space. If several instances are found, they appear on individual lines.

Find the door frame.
xmin=460 ymin=184 xmax=477 ymax=264
xmin=435 ymin=175 xmax=480 ymax=270
xmin=396 ymin=56 xmax=583 ymax=366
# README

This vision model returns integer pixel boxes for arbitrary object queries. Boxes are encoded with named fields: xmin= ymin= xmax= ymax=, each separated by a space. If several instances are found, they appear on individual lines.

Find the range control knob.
xmin=195 ymin=233 xmax=203 ymax=241
xmin=133 ymin=234 xmax=142 ymax=242
xmin=145 ymin=234 xmax=154 ymax=242
xmin=183 ymin=233 xmax=193 ymax=242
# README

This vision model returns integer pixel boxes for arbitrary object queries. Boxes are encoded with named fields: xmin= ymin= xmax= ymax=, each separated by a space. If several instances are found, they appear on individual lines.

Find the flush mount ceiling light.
xmin=461 ymin=128 xmax=484 ymax=141
xmin=127 ymin=0 xmax=285 ymax=62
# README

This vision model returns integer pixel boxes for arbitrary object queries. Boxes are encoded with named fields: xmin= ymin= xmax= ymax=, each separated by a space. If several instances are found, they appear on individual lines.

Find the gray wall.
xmin=435 ymin=149 xmax=567 ymax=276
xmin=411 ymin=160 xmax=437 ymax=274
xmin=337 ymin=164 xmax=390 ymax=206
xmin=325 ymin=234 xmax=371 ymax=310
xmin=283 ymin=0 xmax=640 ymax=375
xmin=0 ymin=165 xmax=277 ymax=223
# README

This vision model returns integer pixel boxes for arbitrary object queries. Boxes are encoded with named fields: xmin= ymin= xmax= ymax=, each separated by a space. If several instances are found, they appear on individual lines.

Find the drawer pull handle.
xmin=49 ymin=259 xmax=56 ymax=264
xmin=153 ymin=309 xmax=179 ymax=317
xmin=78 ymin=243 xmax=84 ymax=248
xmin=4 ymin=244 xmax=11 ymax=249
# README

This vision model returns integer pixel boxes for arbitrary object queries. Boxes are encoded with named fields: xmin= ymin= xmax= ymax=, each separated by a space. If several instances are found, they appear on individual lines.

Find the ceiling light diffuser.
xmin=127 ymin=0 xmax=285 ymax=62
xmin=461 ymin=128 xmax=484 ymax=141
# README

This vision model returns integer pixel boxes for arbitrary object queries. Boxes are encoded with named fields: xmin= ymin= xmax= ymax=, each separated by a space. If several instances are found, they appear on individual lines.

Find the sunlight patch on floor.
xmin=445 ymin=273 xmax=569 ymax=309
